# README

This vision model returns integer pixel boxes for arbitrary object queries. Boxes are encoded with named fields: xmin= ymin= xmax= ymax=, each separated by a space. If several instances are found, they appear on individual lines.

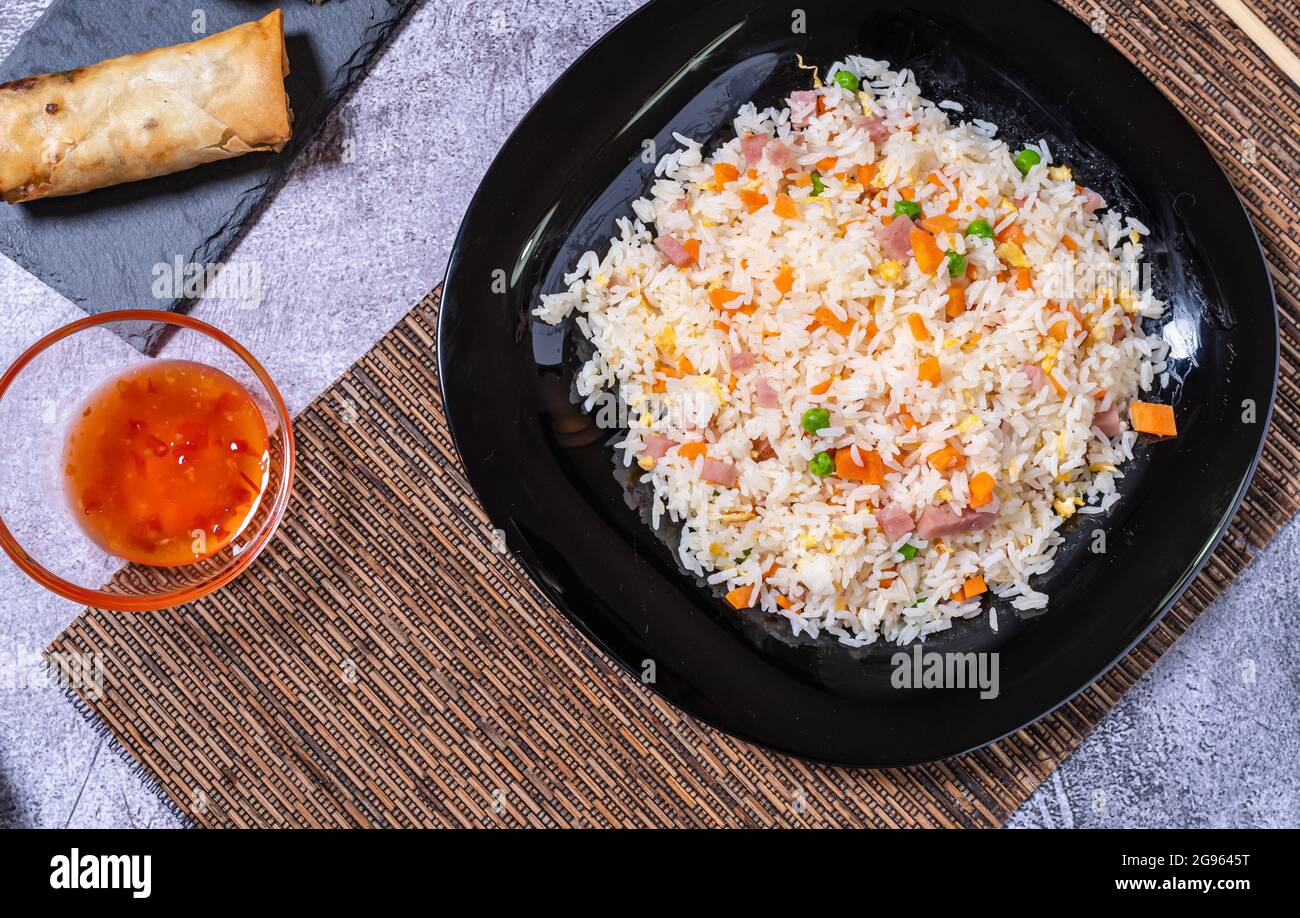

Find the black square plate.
xmin=439 ymin=0 xmax=1276 ymax=765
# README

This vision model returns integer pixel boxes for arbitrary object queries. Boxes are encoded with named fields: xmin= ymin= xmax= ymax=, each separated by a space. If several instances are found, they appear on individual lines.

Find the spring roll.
xmin=0 ymin=10 xmax=292 ymax=204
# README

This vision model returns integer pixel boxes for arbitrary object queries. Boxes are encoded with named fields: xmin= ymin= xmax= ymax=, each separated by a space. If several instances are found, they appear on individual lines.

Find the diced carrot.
xmin=736 ymin=303 xmax=757 ymax=316
xmin=746 ymin=168 xmax=757 ymax=179
xmin=976 ymin=195 xmax=989 ymax=207
xmin=1047 ymin=320 xmax=1068 ymax=342
xmin=651 ymin=380 xmax=666 ymax=393
xmin=951 ymin=588 xmax=965 ymax=602
xmin=908 ymin=313 xmax=931 ymax=341
xmin=928 ymin=445 xmax=961 ymax=472
xmin=918 ymin=356 xmax=941 ymax=384
xmin=763 ymin=562 xmax=779 ymax=579
xmin=712 ymin=320 xmax=730 ymax=332
xmin=709 ymin=288 xmax=743 ymax=309
xmin=682 ymin=238 xmax=701 ymax=262
xmin=810 ymin=377 xmax=834 ymax=395
xmin=1016 ymin=267 xmax=1031 ymax=291
xmin=921 ymin=214 xmax=959 ymax=234
xmin=962 ymin=576 xmax=987 ymax=599
xmin=898 ymin=409 xmax=919 ymax=430
xmin=1094 ymin=389 xmax=1107 ymax=400
xmin=926 ymin=171 xmax=946 ymax=188
xmin=714 ymin=162 xmax=740 ymax=186
xmin=856 ymin=163 xmax=877 ymax=186
xmin=678 ymin=442 xmax=708 ymax=461
xmin=946 ymin=284 xmax=966 ymax=318
xmin=725 ymin=586 xmax=755 ymax=609
xmin=793 ymin=172 xmax=812 ymax=188
xmin=1129 ymin=401 xmax=1177 ymax=437
xmin=774 ymin=193 xmax=800 ymax=219
xmin=774 ymin=265 xmax=795 ymax=296
xmin=678 ymin=356 xmax=696 ymax=376
xmin=997 ymin=222 xmax=1027 ymax=245
xmin=863 ymin=319 xmax=878 ymax=341
xmin=969 ymin=471 xmax=996 ymax=508
xmin=739 ymin=189 xmax=769 ymax=213
xmin=835 ymin=446 xmax=885 ymax=485
xmin=1061 ymin=235 xmax=1079 ymax=253
xmin=816 ymin=156 xmax=838 ymax=171
xmin=774 ymin=593 xmax=794 ymax=610
xmin=910 ymin=227 xmax=944 ymax=274
xmin=813 ymin=306 xmax=854 ymax=337
xmin=965 ymin=262 xmax=978 ymax=281
xmin=900 ymin=186 xmax=915 ymax=200
xmin=946 ymin=198 xmax=959 ymax=213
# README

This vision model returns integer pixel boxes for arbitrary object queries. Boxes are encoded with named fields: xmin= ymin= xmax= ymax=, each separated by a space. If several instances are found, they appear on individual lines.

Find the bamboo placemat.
xmin=48 ymin=0 xmax=1300 ymax=827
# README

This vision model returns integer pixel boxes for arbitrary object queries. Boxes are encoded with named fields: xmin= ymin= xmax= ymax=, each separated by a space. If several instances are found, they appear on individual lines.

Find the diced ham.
xmin=755 ymin=377 xmax=779 ymax=409
xmin=643 ymin=434 xmax=677 ymax=459
xmin=877 ymin=504 xmax=915 ymax=540
xmin=741 ymin=133 xmax=768 ymax=163
xmin=728 ymin=351 xmax=755 ymax=372
xmin=877 ymin=215 xmax=914 ymax=259
xmin=916 ymin=505 xmax=998 ymax=540
xmin=1081 ymin=187 xmax=1105 ymax=214
xmin=790 ymin=90 xmax=818 ymax=126
xmin=1020 ymin=363 xmax=1049 ymax=391
xmin=654 ymin=235 xmax=693 ymax=267
xmin=854 ymin=115 xmax=889 ymax=144
xmin=751 ymin=438 xmax=776 ymax=461
xmin=700 ymin=457 xmax=737 ymax=486
xmin=671 ymin=197 xmax=688 ymax=211
xmin=1093 ymin=404 xmax=1121 ymax=437
xmin=766 ymin=141 xmax=792 ymax=167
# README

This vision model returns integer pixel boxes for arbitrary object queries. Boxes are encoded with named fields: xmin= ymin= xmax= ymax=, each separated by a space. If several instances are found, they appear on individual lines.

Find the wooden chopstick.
xmin=1211 ymin=0 xmax=1300 ymax=86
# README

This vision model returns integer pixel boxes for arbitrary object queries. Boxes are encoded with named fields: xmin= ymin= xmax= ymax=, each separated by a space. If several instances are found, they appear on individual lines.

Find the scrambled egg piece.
xmin=1047 ymin=165 xmax=1072 ymax=182
xmin=656 ymin=326 xmax=677 ymax=357
xmin=875 ymin=260 xmax=903 ymax=284
xmin=996 ymin=242 xmax=1031 ymax=268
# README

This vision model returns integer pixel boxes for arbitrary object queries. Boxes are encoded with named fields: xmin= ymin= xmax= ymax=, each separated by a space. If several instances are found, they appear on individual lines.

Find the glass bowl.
xmin=0 ymin=311 xmax=295 ymax=611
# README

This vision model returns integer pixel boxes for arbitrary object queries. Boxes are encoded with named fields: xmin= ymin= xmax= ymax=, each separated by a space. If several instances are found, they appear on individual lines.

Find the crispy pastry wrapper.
xmin=0 ymin=10 xmax=292 ymax=204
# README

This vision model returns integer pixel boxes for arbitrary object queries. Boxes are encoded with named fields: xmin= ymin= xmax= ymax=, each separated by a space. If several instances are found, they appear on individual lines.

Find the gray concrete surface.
xmin=0 ymin=0 xmax=1295 ymax=829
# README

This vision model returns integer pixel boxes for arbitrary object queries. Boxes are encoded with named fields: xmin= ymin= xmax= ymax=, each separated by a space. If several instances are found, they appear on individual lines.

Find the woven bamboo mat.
xmin=48 ymin=0 xmax=1300 ymax=827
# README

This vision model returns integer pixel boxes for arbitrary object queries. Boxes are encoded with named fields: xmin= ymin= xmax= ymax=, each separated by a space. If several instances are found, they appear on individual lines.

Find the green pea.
xmin=898 ymin=543 xmax=918 ymax=560
xmin=809 ymin=451 xmax=834 ymax=477
xmin=893 ymin=199 xmax=922 ymax=219
xmin=833 ymin=69 xmax=860 ymax=92
xmin=966 ymin=218 xmax=993 ymax=238
xmin=1013 ymin=148 xmax=1042 ymax=175
xmin=944 ymin=251 xmax=966 ymax=278
xmin=801 ymin=407 xmax=831 ymax=434
xmin=810 ymin=171 xmax=825 ymax=196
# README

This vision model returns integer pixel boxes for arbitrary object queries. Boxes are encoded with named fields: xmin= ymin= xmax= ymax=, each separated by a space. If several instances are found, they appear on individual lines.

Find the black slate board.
xmin=0 ymin=0 xmax=415 ymax=351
